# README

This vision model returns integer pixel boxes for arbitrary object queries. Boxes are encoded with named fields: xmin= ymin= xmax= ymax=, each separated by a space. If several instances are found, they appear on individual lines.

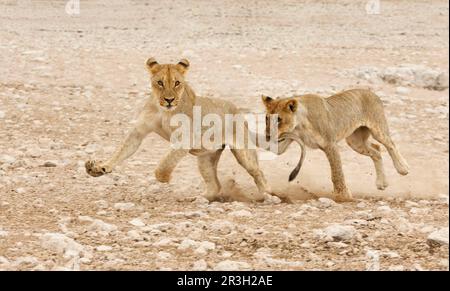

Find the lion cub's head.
xmin=262 ymin=95 xmax=298 ymax=141
xmin=146 ymin=57 xmax=190 ymax=111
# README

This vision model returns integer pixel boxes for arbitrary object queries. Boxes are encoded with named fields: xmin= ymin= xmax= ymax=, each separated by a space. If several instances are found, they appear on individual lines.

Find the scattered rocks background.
xmin=0 ymin=0 xmax=448 ymax=270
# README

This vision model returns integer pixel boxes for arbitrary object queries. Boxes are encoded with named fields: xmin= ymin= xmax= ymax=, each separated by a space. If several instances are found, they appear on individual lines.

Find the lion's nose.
xmin=164 ymin=97 xmax=174 ymax=104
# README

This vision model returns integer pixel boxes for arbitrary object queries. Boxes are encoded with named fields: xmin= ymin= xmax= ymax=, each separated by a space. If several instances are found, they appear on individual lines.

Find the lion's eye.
xmin=157 ymin=81 xmax=164 ymax=87
xmin=277 ymin=117 xmax=282 ymax=124
xmin=174 ymin=81 xmax=180 ymax=87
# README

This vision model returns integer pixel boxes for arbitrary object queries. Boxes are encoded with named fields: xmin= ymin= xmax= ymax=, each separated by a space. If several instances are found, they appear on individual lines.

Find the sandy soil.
xmin=0 ymin=0 xmax=448 ymax=270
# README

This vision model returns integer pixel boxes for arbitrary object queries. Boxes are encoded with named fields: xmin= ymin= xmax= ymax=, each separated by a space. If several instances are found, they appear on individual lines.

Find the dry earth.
xmin=0 ymin=0 xmax=448 ymax=270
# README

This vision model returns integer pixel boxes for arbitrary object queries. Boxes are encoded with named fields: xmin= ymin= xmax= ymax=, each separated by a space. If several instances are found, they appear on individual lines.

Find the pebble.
xmin=87 ymin=219 xmax=118 ymax=235
xmin=114 ymin=202 xmax=135 ymax=211
xmin=42 ymin=161 xmax=57 ymax=167
xmin=96 ymin=245 xmax=113 ymax=252
xmin=192 ymin=259 xmax=208 ymax=271
xmin=40 ymin=233 xmax=87 ymax=259
xmin=427 ymin=227 xmax=449 ymax=246
xmin=129 ymin=218 xmax=145 ymax=227
xmin=321 ymin=224 xmax=357 ymax=241
xmin=228 ymin=210 xmax=253 ymax=218
xmin=157 ymin=251 xmax=172 ymax=260
xmin=214 ymin=260 xmax=251 ymax=271
xmin=0 ymin=155 xmax=15 ymax=164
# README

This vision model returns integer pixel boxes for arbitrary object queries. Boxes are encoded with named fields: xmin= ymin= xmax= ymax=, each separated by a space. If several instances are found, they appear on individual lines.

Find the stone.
xmin=96 ymin=245 xmax=113 ymax=252
xmin=178 ymin=239 xmax=198 ymax=251
xmin=228 ymin=210 xmax=253 ymax=218
xmin=322 ymin=224 xmax=357 ymax=241
xmin=366 ymin=250 xmax=380 ymax=271
xmin=114 ymin=202 xmax=135 ymax=211
xmin=192 ymin=259 xmax=208 ymax=271
xmin=40 ymin=233 xmax=86 ymax=259
xmin=127 ymin=230 xmax=142 ymax=241
xmin=42 ymin=161 xmax=57 ymax=167
xmin=214 ymin=260 xmax=251 ymax=271
xmin=427 ymin=227 xmax=449 ymax=246
xmin=395 ymin=86 xmax=410 ymax=95
xmin=209 ymin=220 xmax=235 ymax=235
xmin=317 ymin=197 xmax=337 ymax=208
xmin=87 ymin=219 xmax=118 ymax=235
xmin=157 ymin=251 xmax=172 ymax=260
xmin=194 ymin=241 xmax=216 ymax=255
xmin=129 ymin=218 xmax=145 ymax=227
xmin=0 ymin=155 xmax=15 ymax=164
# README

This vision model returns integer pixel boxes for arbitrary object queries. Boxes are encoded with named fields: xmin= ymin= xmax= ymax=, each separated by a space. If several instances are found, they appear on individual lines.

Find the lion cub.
xmin=85 ymin=57 xmax=273 ymax=202
xmin=262 ymin=89 xmax=409 ymax=202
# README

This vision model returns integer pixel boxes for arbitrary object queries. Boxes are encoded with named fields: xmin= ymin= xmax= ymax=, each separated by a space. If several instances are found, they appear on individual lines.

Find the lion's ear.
xmin=176 ymin=59 xmax=190 ymax=74
xmin=261 ymin=95 xmax=273 ymax=106
xmin=146 ymin=57 xmax=160 ymax=74
xmin=286 ymin=99 xmax=298 ymax=112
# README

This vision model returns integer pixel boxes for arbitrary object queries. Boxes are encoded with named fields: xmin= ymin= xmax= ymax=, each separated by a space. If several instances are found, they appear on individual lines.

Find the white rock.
xmin=395 ymin=86 xmax=410 ymax=95
xmin=427 ymin=227 xmax=449 ymax=246
xmin=192 ymin=259 xmax=208 ymax=271
xmin=288 ymin=211 xmax=304 ymax=220
xmin=114 ymin=202 xmax=135 ymax=211
xmin=0 ymin=229 xmax=8 ymax=237
xmin=388 ymin=265 xmax=405 ymax=271
xmin=317 ymin=197 xmax=336 ymax=208
xmin=228 ymin=210 xmax=253 ymax=218
xmin=178 ymin=239 xmax=198 ymax=251
xmin=209 ymin=220 xmax=235 ymax=235
xmin=153 ymin=238 xmax=176 ymax=247
xmin=376 ymin=205 xmax=394 ymax=216
xmin=94 ymin=200 xmax=108 ymax=209
xmin=0 ymin=256 xmax=10 ymax=265
xmin=40 ymin=233 xmax=86 ymax=259
xmin=87 ymin=219 xmax=118 ymax=235
xmin=157 ymin=251 xmax=172 ymax=260
xmin=96 ymin=245 xmax=113 ymax=252
xmin=194 ymin=241 xmax=216 ymax=255
xmin=214 ymin=260 xmax=251 ymax=271
xmin=0 ymin=155 xmax=15 ymax=164
xmin=322 ymin=224 xmax=357 ymax=241
xmin=366 ymin=250 xmax=380 ymax=271
xmin=127 ymin=230 xmax=142 ymax=241
xmin=409 ymin=207 xmax=429 ymax=215
xmin=129 ymin=218 xmax=145 ymax=227
xmin=356 ymin=202 xmax=367 ymax=208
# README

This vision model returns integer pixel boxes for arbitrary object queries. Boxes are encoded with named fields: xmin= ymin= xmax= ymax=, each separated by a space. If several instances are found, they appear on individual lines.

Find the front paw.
xmin=85 ymin=160 xmax=111 ymax=177
xmin=155 ymin=168 xmax=171 ymax=183
xmin=334 ymin=190 xmax=354 ymax=203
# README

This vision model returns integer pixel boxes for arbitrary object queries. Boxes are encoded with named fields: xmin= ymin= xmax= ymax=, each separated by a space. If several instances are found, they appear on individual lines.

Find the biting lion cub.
xmin=85 ymin=57 xmax=274 ymax=202
xmin=262 ymin=89 xmax=409 ymax=202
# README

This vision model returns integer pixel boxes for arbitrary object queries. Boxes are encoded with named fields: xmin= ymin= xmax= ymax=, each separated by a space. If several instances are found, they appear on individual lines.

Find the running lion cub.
xmin=262 ymin=89 xmax=409 ymax=202
xmin=85 ymin=57 xmax=274 ymax=202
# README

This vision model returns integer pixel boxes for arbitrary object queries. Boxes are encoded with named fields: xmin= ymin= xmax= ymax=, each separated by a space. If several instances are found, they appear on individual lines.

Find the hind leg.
xmin=369 ymin=126 xmax=409 ymax=175
xmin=197 ymin=150 xmax=223 ymax=201
xmin=346 ymin=127 xmax=388 ymax=190
xmin=230 ymin=149 xmax=273 ymax=201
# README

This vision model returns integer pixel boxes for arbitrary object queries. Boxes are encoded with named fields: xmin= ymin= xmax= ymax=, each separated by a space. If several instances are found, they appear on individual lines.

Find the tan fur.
xmin=85 ymin=58 xmax=273 ymax=202
xmin=262 ymin=89 xmax=409 ymax=202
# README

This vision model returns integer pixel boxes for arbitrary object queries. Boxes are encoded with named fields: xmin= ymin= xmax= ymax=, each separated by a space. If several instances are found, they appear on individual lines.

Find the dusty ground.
xmin=0 ymin=0 xmax=448 ymax=270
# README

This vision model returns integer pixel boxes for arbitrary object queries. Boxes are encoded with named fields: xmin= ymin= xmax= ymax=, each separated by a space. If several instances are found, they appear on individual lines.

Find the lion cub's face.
xmin=262 ymin=95 xmax=298 ymax=141
xmin=146 ymin=57 xmax=190 ymax=111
